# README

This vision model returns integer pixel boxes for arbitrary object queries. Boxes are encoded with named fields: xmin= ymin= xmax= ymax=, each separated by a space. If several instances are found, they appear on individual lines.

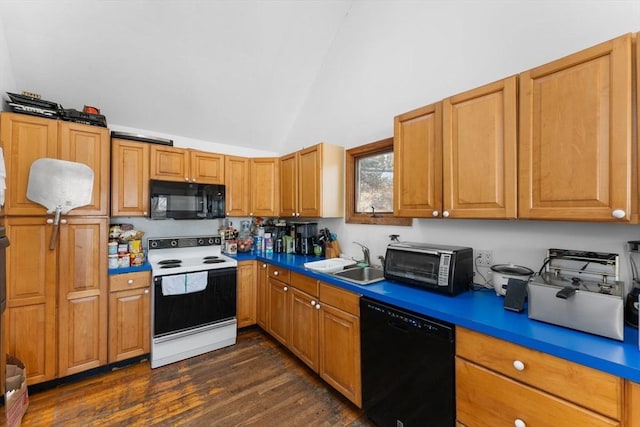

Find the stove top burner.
xmin=160 ymin=263 xmax=182 ymax=269
xmin=204 ymin=259 xmax=225 ymax=264
xmin=159 ymin=259 xmax=182 ymax=264
xmin=203 ymin=256 xmax=220 ymax=260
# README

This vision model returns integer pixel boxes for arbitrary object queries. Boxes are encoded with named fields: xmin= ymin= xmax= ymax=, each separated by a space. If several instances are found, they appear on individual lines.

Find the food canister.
xmin=108 ymin=254 xmax=118 ymax=269
xmin=118 ymin=254 xmax=130 ymax=268
xmin=108 ymin=241 xmax=118 ymax=255
xmin=130 ymin=252 xmax=145 ymax=266
xmin=117 ymin=243 xmax=128 ymax=254
xmin=128 ymin=239 xmax=142 ymax=253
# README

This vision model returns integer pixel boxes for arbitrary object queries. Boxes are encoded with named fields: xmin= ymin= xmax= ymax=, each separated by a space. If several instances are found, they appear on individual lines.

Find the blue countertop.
xmin=234 ymin=252 xmax=640 ymax=383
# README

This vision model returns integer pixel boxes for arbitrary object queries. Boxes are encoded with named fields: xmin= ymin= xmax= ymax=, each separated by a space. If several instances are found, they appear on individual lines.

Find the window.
xmin=345 ymin=137 xmax=412 ymax=226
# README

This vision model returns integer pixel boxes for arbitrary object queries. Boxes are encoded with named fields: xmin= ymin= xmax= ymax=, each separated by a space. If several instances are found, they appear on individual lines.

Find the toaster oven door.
xmin=384 ymin=248 xmax=442 ymax=287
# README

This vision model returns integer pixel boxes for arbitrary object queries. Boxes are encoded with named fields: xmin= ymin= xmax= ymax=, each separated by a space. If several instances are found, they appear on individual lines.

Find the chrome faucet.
xmin=352 ymin=241 xmax=371 ymax=266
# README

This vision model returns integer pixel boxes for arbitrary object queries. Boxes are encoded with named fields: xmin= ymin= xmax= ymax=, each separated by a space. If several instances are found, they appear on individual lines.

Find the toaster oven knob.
xmin=432 ymin=210 xmax=439 ymax=217
xmin=513 ymin=360 xmax=525 ymax=371
xmin=442 ymin=211 xmax=450 ymax=218
xmin=514 ymin=419 xmax=526 ymax=427
xmin=612 ymin=209 xmax=625 ymax=219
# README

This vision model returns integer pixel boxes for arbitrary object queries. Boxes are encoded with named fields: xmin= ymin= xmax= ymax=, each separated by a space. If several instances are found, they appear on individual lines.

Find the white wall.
xmin=0 ymin=14 xmax=16 ymax=98
xmin=299 ymin=1 xmax=640 ymax=289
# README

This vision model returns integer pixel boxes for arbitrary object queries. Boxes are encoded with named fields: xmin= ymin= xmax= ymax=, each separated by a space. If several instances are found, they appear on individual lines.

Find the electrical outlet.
xmin=476 ymin=249 xmax=493 ymax=267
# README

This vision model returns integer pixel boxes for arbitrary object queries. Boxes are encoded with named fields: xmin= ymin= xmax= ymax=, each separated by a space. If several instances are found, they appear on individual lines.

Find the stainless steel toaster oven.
xmin=383 ymin=242 xmax=473 ymax=295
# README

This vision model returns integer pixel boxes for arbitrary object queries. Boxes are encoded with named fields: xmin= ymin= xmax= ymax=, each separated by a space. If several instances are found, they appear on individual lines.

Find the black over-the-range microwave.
xmin=383 ymin=242 xmax=474 ymax=295
xmin=149 ymin=179 xmax=226 ymax=219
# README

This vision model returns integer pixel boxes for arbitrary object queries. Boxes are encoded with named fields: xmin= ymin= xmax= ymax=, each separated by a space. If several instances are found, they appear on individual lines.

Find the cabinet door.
xmin=0 ymin=113 xmax=57 ymax=215
xmin=394 ymin=102 xmax=443 ymax=218
xmin=224 ymin=155 xmax=250 ymax=216
xmin=108 ymin=286 xmax=150 ymax=363
xmin=256 ymin=262 xmax=269 ymax=329
xmin=519 ymin=33 xmax=632 ymax=221
xmin=443 ymin=76 xmax=517 ymax=219
xmin=57 ymin=217 xmax=108 ymax=376
xmin=298 ymin=145 xmax=321 ymax=217
xmin=267 ymin=277 xmax=289 ymax=346
xmin=111 ymin=139 xmax=149 ymax=217
xmin=236 ymin=261 xmax=257 ymax=328
xmin=289 ymin=287 xmax=319 ymax=372
xmin=279 ymin=152 xmax=298 ymax=217
xmin=251 ymin=158 xmax=280 ymax=217
xmin=58 ymin=121 xmax=110 ymax=216
xmin=150 ymin=145 xmax=189 ymax=182
xmin=318 ymin=302 xmax=361 ymax=407
xmin=4 ymin=217 xmax=57 ymax=385
xmin=190 ymin=150 xmax=224 ymax=184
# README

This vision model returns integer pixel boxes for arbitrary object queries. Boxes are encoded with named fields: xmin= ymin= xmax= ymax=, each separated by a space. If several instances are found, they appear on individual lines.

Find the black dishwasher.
xmin=360 ymin=297 xmax=455 ymax=427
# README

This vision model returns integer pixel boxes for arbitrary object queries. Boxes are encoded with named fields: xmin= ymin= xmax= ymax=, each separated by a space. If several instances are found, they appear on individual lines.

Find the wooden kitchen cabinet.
xmin=250 ymin=157 xmax=280 ymax=217
xmin=150 ymin=145 xmax=225 ymax=184
xmin=442 ymin=76 xmax=518 ymax=219
xmin=267 ymin=265 xmax=291 ymax=346
xmin=394 ymin=102 xmax=443 ymax=218
xmin=256 ymin=261 xmax=268 ymax=329
xmin=317 ymin=282 xmax=361 ymax=407
xmin=236 ymin=260 xmax=257 ymax=328
xmin=225 ymin=155 xmax=251 ymax=217
xmin=4 ymin=216 xmax=109 ymax=384
xmin=108 ymin=271 xmax=150 ymax=363
xmin=288 ymin=272 xmax=319 ymax=372
xmin=627 ymin=380 xmax=640 ymax=426
xmin=0 ymin=112 xmax=110 ymax=216
xmin=279 ymin=143 xmax=344 ymax=218
xmin=456 ymin=327 xmax=622 ymax=426
xmin=519 ymin=33 xmax=633 ymax=222
xmin=111 ymin=138 xmax=150 ymax=217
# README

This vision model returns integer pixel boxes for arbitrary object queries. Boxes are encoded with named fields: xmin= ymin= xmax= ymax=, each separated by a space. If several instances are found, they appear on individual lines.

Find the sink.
xmin=332 ymin=266 xmax=385 ymax=285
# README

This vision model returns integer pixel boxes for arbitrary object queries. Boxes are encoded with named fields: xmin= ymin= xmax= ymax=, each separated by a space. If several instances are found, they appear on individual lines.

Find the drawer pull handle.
xmin=283 ymin=286 xmax=288 ymax=292
xmin=127 ymin=279 xmax=134 ymax=284
xmin=513 ymin=360 xmax=525 ymax=371
xmin=274 ymin=271 xmax=279 ymax=276
xmin=144 ymin=289 xmax=149 ymax=294
xmin=514 ymin=419 xmax=526 ymax=427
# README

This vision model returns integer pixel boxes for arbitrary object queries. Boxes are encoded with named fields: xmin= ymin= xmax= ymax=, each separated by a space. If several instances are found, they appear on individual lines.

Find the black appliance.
xmin=625 ymin=286 xmax=640 ymax=327
xmin=149 ymin=179 xmax=225 ymax=219
xmin=360 ymin=297 xmax=455 ymax=427
xmin=383 ymin=242 xmax=473 ymax=295
xmin=293 ymin=222 xmax=317 ymax=255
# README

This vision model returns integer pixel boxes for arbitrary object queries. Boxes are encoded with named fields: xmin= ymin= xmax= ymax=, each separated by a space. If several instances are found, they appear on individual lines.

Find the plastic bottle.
xmin=265 ymin=232 xmax=273 ymax=254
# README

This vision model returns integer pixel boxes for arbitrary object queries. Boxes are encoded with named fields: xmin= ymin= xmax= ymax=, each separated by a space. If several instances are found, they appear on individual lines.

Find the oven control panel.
xmin=148 ymin=236 xmax=222 ymax=249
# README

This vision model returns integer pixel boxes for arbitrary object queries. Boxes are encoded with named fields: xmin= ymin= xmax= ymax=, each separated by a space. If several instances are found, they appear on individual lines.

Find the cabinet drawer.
xmin=319 ymin=282 xmax=360 ymax=316
xmin=291 ymin=272 xmax=318 ymax=296
xmin=109 ymin=271 xmax=151 ymax=292
xmin=456 ymin=327 xmax=622 ymax=420
xmin=456 ymin=358 xmax=619 ymax=427
xmin=268 ymin=265 xmax=290 ymax=283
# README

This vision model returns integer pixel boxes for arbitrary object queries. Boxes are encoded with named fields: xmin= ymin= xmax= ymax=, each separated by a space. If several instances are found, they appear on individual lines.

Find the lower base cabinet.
xmin=236 ymin=261 xmax=257 ymax=328
xmin=108 ymin=271 xmax=151 ymax=363
xmin=456 ymin=327 xmax=622 ymax=426
xmin=259 ymin=264 xmax=362 ymax=407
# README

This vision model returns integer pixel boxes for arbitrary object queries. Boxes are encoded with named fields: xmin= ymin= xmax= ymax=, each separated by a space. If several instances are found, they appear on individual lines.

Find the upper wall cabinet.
xmin=225 ymin=155 xmax=251 ymax=217
xmin=518 ymin=33 xmax=633 ymax=222
xmin=394 ymin=103 xmax=443 ymax=218
xmin=0 ymin=113 xmax=110 ymax=216
xmin=279 ymin=143 xmax=344 ymax=218
xmin=150 ymin=145 xmax=224 ymax=184
xmin=250 ymin=158 xmax=280 ymax=217
xmin=111 ymin=138 xmax=149 ymax=217
xmin=442 ymin=76 xmax=518 ymax=219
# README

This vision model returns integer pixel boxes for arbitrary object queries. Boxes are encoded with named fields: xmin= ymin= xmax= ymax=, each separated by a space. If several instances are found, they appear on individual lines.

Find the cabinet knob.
xmin=192 ymin=178 xmax=196 ymax=182
xmin=442 ymin=211 xmax=450 ymax=218
xmin=144 ymin=289 xmax=149 ymax=294
xmin=262 ymin=263 xmax=267 ymax=268
xmin=283 ymin=286 xmax=288 ymax=291
xmin=612 ymin=209 xmax=626 ymax=219
xmin=514 ymin=419 xmax=526 ymax=427
xmin=274 ymin=271 xmax=279 ymax=276
xmin=513 ymin=360 xmax=525 ymax=371
xmin=315 ymin=304 xmax=321 ymax=310
xmin=143 ymin=211 xmax=148 ymax=216
xmin=432 ymin=210 xmax=439 ymax=217
xmin=46 ymin=218 xmax=54 ymax=224
xmin=127 ymin=279 xmax=134 ymax=284
xmin=184 ymin=177 xmax=189 ymax=181
xmin=249 ymin=212 xmax=253 ymax=216
xmin=311 ymin=300 xmax=317 ymax=306
xmin=61 ymin=219 xmax=68 ymax=224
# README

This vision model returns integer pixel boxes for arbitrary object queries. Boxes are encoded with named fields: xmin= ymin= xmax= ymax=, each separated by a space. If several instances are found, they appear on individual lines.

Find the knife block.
xmin=324 ymin=240 xmax=341 ymax=258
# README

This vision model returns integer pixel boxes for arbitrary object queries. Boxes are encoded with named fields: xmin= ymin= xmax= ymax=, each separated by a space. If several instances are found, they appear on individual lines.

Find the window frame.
xmin=345 ymin=137 xmax=412 ymax=226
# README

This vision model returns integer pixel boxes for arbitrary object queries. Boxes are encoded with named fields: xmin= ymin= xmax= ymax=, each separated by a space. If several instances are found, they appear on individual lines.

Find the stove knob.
xmin=150 ymin=241 xmax=158 ymax=248
xmin=170 ymin=240 xmax=178 ymax=247
xmin=208 ymin=238 xmax=215 ymax=245
xmin=197 ymin=238 xmax=205 ymax=246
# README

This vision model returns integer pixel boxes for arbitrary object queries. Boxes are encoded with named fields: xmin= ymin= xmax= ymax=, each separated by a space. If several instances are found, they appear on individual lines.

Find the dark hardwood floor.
xmin=7 ymin=329 xmax=373 ymax=426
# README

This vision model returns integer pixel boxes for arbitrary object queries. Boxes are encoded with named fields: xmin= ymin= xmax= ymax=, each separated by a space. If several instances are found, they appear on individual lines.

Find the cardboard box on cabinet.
xmin=5 ymin=355 xmax=29 ymax=427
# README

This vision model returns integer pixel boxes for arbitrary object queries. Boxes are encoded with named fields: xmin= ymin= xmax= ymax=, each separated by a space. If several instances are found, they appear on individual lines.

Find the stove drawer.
xmin=110 ymin=271 xmax=151 ymax=292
